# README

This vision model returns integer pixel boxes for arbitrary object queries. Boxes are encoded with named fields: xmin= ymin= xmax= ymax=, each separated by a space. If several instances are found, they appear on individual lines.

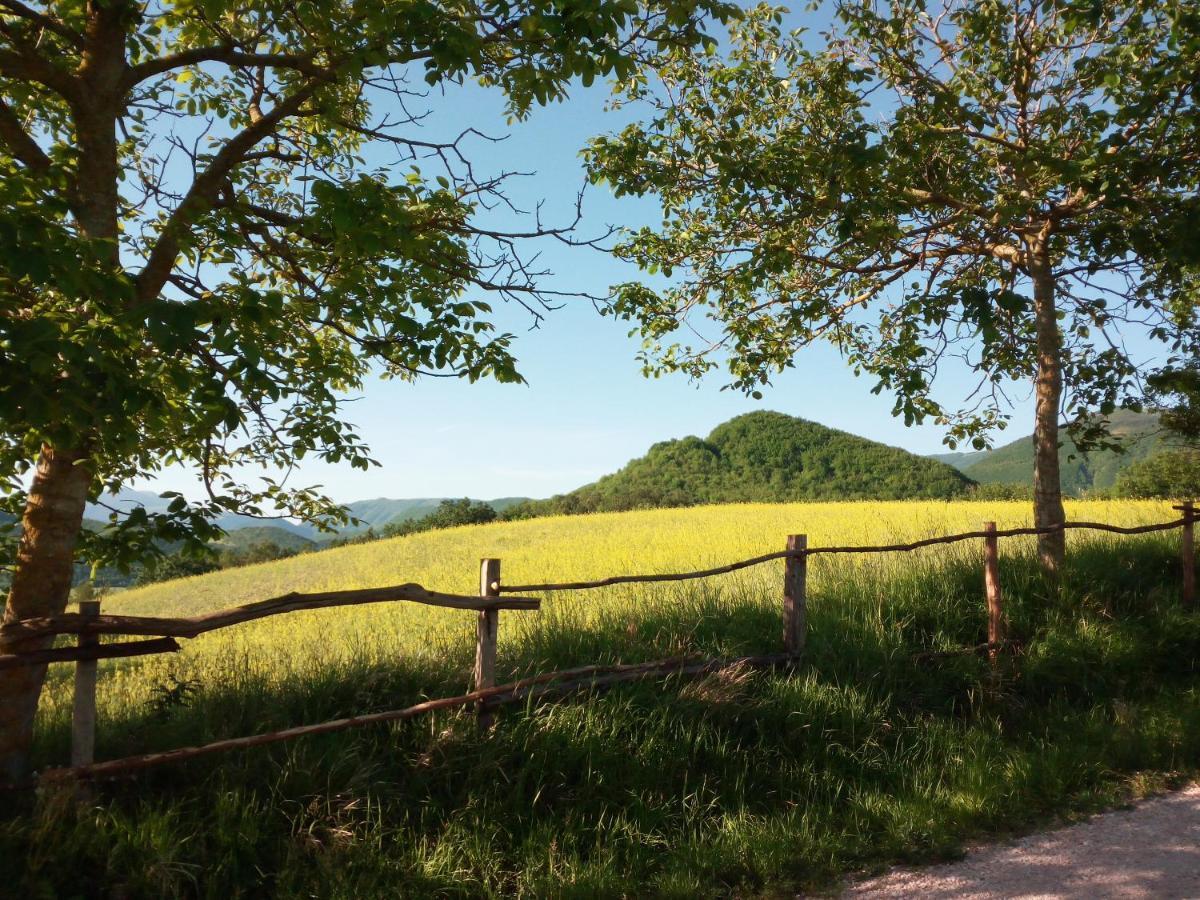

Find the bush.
xmin=382 ymin=498 xmax=497 ymax=536
xmin=134 ymin=553 xmax=220 ymax=585
xmin=969 ymin=482 xmax=1035 ymax=500
xmin=1114 ymin=449 xmax=1200 ymax=500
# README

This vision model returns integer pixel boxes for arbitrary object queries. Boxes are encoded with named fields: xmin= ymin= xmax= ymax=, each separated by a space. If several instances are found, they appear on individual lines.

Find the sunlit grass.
xmin=8 ymin=498 xmax=1199 ymax=898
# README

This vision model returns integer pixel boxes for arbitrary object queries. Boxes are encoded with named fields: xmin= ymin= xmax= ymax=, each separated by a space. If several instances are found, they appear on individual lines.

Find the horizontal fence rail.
xmin=28 ymin=653 xmax=794 ymax=787
xmin=0 ymin=582 xmax=540 ymax=646
xmin=0 ymin=637 xmax=181 ymax=672
xmin=0 ymin=503 xmax=1194 ymax=790
xmin=496 ymin=516 xmax=1192 ymax=594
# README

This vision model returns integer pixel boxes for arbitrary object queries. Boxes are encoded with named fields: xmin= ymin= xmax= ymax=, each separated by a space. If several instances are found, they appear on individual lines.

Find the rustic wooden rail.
xmin=0 ymin=637 xmax=181 ymax=671
xmin=0 ymin=582 xmax=539 ymax=644
xmin=496 ymin=517 xmax=1191 ymax=594
xmin=0 ymin=505 xmax=1194 ymax=787
xmin=0 ymin=580 xmax=541 ymax=772
xmin=28 ymin=653 xmax=795 ymax=786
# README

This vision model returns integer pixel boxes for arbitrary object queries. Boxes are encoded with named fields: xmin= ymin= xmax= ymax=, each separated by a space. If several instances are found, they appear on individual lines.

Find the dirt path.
xmin=840 ymin=785 xmax=1200 ymax=898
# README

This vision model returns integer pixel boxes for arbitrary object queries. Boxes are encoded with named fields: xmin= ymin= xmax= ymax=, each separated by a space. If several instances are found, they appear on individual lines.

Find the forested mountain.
xmin=508 ymin=412 xmax=973 ymax=517
xmin=934 ymin=410 xmax=1175 ymax=494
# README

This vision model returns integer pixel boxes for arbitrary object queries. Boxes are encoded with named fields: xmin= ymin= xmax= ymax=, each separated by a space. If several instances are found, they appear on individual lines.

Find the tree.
xmin=1114 ymin=449 xmax=1200 ymax=500
xmin=134 ymin=552 xmax=219 ymax=585
xmin=0 ymin=0 xmax=735 ymax=779
xmin=1146 ymin=361 xmax=1200 ymax=444
xmin=381 ymin=497 xmax=497 ymax=536
xmin=585 ymin=0 xmax=1200 ymax=575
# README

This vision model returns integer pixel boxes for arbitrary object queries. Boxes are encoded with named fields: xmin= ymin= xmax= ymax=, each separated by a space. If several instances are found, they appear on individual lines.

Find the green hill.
xmin=512 ymin=411 xmax=973 ymax=516
xmin=941 ymin=410 xmax=1175 ymax=495
xmin=214 ymin=526 xmax=317 ymax=553
xmin=929 ymin=449 xmax=989 ymax=469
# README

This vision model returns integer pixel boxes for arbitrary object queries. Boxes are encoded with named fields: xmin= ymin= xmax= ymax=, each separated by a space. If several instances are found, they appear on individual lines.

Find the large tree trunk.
xmin=0 ymin=0 xmax=127 ymax=783
xmin=1029 ymin=243 xmax=1066 ymax=576
xmin=0 ymin=447 xmax=92 ymax=781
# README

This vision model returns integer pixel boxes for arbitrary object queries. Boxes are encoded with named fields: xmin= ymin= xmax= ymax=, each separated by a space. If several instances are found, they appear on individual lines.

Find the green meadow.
xmin=6 ymin=499 xmax=1200 ymax=898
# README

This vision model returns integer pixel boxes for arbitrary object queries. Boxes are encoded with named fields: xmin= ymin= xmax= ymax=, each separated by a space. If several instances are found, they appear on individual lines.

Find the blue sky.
xmin=144 ymin=8 xmax=1045 ymax=504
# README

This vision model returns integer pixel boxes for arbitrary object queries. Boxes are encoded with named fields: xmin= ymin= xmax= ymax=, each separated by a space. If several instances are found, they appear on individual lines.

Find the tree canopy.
xmin=0 ymin=0 xmax=736 ymax=778
xmin=586 ymin=0 xmax=1200 ymax=569
xmin=0 ymin=0 xmax=735 ymax=569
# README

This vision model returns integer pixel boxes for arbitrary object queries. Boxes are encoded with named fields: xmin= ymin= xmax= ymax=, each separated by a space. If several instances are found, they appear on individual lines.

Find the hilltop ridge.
xmin=931 ymin=410 xmax=1175 ymax=495
xmin=508 ymin=411 xmax=973 ymax=517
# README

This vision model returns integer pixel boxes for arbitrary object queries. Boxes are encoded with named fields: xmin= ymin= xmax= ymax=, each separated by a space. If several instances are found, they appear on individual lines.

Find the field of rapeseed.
xmin=8 ymin=499 xmax=1200 ymax=897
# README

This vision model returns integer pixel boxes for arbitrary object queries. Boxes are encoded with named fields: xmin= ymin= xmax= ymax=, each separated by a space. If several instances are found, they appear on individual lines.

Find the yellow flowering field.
xmin=34 ymin=499 xmax=1174 ymax=740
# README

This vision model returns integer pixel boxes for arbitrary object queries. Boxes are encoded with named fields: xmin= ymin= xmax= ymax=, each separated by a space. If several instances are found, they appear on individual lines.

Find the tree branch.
xmin=134 ymin=80 xmax=322 ymax=303
xmin=122 ymin=47 xmax=323 ymax=90
xmin=0 ymin=94 xmax=50 ymax=173
xmin=0 ymin=0 xmax=82 ymax=47
xmin=0 ymin=32 xmax=79 ymax=99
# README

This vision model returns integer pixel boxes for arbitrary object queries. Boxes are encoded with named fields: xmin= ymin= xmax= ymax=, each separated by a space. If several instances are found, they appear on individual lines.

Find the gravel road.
xmin=840 ymin=784 xmax=1200 ymax=898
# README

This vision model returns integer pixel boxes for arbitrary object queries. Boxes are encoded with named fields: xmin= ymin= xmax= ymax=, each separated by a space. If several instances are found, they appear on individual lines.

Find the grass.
xmin=5 ymin=499 xmax=1200 ymax=898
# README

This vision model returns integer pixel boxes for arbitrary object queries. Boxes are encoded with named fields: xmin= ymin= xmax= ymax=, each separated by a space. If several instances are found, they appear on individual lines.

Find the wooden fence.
xmin=0 ymin=503 xmax=1195 ymax=788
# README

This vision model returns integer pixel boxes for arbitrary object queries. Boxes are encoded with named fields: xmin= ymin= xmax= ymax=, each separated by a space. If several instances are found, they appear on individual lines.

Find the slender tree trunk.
xmin=0 ymin=447 xmax=92 ymax=781
xmin=1029 ymin=240 xmax=1066 ymax=576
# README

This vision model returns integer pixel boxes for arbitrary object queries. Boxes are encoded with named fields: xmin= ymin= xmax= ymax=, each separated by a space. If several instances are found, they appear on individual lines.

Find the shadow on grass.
xmin=6 ymin=534 xmax=1200 ymax=898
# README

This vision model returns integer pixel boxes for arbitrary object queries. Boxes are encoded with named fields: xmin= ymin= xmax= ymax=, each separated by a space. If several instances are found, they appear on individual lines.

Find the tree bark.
xmin=1029 ymin=240 xmax=1066 ymax=576
xmin=0 ymin=447 xmax=93 ymax=781
xmin=0 ymin=1 xmax=129 ymax=781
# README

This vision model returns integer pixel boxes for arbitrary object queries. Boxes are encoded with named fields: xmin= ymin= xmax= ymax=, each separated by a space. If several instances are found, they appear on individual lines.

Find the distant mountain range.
xmin=29 ymin=408 xmax=1178 ymax=551
xmin=928 ymin=409 xmax=1175 ymax=494
xmin=507 ymin=411 xmax=973 ymax=517
xmin=84 ymin=491 xmax=530 ymax=541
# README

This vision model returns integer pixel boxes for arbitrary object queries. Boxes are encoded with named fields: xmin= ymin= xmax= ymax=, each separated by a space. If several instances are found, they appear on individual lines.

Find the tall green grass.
xmin=4 ymin=516 xmax=1200 ymax=897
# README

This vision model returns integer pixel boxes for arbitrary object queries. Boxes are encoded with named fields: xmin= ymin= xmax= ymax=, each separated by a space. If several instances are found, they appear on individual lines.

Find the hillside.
xmin=511 ymin=411 xmax=973 ymax=516
xmin=213 ymin=526 xmax=317 ymax=553
xmin=938 ymin=410 xmax=1175 ymax=494
xmin=337 ymin=496 xmax=530 ymax=534
xmin=83 ymin=490 xmax=531 ymax=538
xmin=22 ymin=499 xmax=1190 ymax=898
xmin=101 ymin=498 xmax=1164 ymax=618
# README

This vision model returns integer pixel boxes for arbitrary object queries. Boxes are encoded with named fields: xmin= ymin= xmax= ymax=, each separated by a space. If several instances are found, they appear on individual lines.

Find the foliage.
xmin=135 ymin=527 xmax=316 ymax=585
xmin=968 ymin=482 xmax=1035 ymax=501
xmin=1146 ymin=362 xmax=1200 ymax=444
xmin=584 ymin=0 xmax=1200 ymax=454
xmin=0 ymin=0 xmax=738 ymax=570
xmin=145 ymin=674 xmax=202 ymax=723
xmin=383 ymin=497 xmax=498 ymax=535
xmin=1114 ymin=450 xmax=1200 ymax=500
xmin=133 ymin=554 xmax=220 ymax=586
xmin=328 ymin=498 xmax=500 ymax=549
xmin=216 ymin=526 xmax=317 ymax=555
xmin=3 ymin=499 xmax=1196 ymax=895
xmin=508 ymin=411 xmax=973 ymax=516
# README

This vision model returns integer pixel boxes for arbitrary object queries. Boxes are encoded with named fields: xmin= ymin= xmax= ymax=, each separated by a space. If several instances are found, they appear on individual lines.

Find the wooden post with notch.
xmin=1182 ymin=501 xmax=1196 ymax=610
xmin=71 ymin=600 xmax=101 ymax=767
xmin=475 ymin=558 xmax=500 ymax=727
xmin=783 ymin=534 xmax=807 ymax=656
xmin=983 ymin=522 xmax=1004 ymax=662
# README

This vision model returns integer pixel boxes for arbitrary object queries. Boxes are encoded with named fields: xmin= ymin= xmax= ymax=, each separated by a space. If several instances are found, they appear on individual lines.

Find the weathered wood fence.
xmin=0 ymin=504 xmax=1195 ymax=788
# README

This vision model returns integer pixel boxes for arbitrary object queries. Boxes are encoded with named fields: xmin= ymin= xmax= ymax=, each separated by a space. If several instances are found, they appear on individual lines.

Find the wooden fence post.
xmin=982 ymin=522 xmax=1004 ymax=662
xmin=783 ymin=535 xmax=807 ymax=656
xmin=1182 ymin=501 xmax=1195 ymax=610
xmin=71 ymin=600 xmax=101 ymax=767
xmin=476 ymin=558 xmax=501 ymax=727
